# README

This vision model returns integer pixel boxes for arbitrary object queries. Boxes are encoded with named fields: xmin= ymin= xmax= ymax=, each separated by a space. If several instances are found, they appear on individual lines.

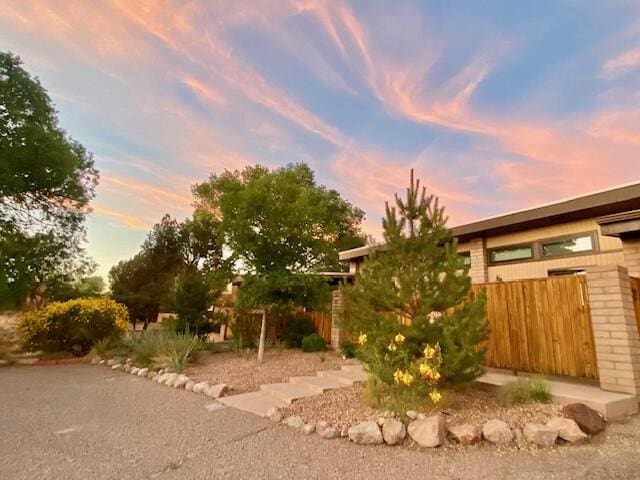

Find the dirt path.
xmin=1 ymin=365 xmax=639 ymax=479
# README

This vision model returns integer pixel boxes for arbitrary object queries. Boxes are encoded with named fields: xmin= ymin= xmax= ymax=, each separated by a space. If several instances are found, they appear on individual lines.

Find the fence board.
xmin=306 ymin=311 xmax=332 ymax=344
xmin=474 ymin=276 xmax=598 ymax=379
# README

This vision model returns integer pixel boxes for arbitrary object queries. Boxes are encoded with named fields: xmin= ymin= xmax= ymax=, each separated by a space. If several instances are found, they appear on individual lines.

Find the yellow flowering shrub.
xmin=17 ymin=297 xmax=130 ymax=355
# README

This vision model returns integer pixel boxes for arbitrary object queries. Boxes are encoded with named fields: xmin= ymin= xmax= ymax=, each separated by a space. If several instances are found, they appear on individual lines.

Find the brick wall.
xmin=586 ymin=265 xmax=640 ymax=395
xmin=623 ymin=238 xmax=640 ymax=278
xmin=468 ymin=237 xmax=488 ymax=284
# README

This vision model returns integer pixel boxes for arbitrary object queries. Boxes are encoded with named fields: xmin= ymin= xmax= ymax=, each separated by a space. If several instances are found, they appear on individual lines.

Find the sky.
xmin=2 ymin=1 xmax=640 ymax=279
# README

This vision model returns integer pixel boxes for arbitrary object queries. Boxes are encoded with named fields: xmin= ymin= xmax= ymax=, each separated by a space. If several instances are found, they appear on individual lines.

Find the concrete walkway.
xmin=219 ymin=364 xmax=367 ymax=416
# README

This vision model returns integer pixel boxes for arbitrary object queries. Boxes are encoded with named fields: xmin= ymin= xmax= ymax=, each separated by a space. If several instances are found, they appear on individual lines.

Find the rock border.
xmin=91 ymin=356 xmax=227 ymax=400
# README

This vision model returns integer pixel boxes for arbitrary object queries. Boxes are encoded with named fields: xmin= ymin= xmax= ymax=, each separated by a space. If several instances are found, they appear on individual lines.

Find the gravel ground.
xmin=2 ymin=365 xmax=640 ymax=479
xmin=285 ymin=383 xmax=561 ymax=432
xmin=186 ymin=348 xmax=354 ymax=394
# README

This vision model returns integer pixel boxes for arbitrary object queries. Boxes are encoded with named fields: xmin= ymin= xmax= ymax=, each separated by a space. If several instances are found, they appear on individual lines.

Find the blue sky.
xmin=2 ymin=1 xmax=640 ymax=279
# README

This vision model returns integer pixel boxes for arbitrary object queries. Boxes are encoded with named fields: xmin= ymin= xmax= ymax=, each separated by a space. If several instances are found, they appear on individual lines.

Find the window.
xmin=548 ymin=268 xmax=586 ymax=277
xmin=489 ymin=244 xmax=533 ymax=264
xmin=541 ymin=233 xmax=594 ymax=258
xmin=459 ymin=251 xmax=471 ymax=266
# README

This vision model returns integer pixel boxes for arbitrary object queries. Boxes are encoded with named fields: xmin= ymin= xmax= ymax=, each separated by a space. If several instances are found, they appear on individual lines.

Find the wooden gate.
xmin=631 ymin=277 xmax=640 ymax=335
xmin=307 ymin=311 xmax=332 ymax=344
xmin=474 ymin=276 xmax=598 ymax=379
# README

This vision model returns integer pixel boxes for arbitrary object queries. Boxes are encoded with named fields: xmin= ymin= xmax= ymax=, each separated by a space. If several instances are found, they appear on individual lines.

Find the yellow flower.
xmin=423 ymin=344 xmax=436 ymax=359
xmin=394 ymin=333 xmax=405 ymax=344
xmin=387 ymin=342 xmax=397 ymax=352
xmin=358 ymin=333 xmax=367 ymax=345
xmin=402 ymin=372 xmax=415 ymax=386
xmin=429 ymin=390 xmax=442 ymax=404
xmin=393 ymin=369 xmax=404 ymax=384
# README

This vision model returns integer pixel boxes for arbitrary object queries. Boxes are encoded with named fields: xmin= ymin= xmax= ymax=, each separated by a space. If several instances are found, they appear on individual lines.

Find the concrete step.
xmin=259 ymin=382 xmax=318 ymax=404
xmin=317 ymin=369 xmax=367 ymax=386
xmin=289 ymin=375 xmax=346 ymax=394
xmin=218 ymin=391 xmax=287 ymax=417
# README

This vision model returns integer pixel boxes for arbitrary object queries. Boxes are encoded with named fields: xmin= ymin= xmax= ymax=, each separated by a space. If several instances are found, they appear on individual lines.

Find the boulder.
xmin=192 ymin=382 xmax=210 ymax=394
xmin=205 ymin=384 xmax=228 ymax=399
xmin=107 ymin=359 xmax=118 ymax=366
xmin=267 ymin=407 xmax=282 ymax=423
xmin=284 ymin=416 xmax=306 ymax=430
xmin=482 ymin=420 xmax=513 ymax=445
xmin=448 ymin=424 xmax=481 ymax=445
xmin=147 ymin=370 xmax=157 ymax=379
xmin=546 ymin=417 xmax=588 ymax=443
xmin=382 ymin=418 xmax=406 ymax=446
xmin=523 ymin=423 xmax=558 ymax=447
xmin=156 ymin=373 xmax=170 ymax=384
xmin=317 ymin=421 xmax=340 ymax=439
xmin=137 ymin=368 xmax=149 ymax=377
xmin=406 ymin=410 xmax=419 ymax=420
xmin=184 ymin=381 xmax=196 ymax=392
xmin=130 ymin=367 xmax=139 ymax=375
xmin=348 ymin=421 xmax=384 ymax=445
xmin=111 ymin=364 xmax=122 ymax=370
xmin=561 ymin=403 xmax=605 ymax=435
xmin=408 ymin=415 xmax=446 ymax=448
xmin=302 ymin=423 xmax=315 ymax=435
xmin=377 ymin=417 xmax=386 ymax=427
xmin=91 ymin=357 xmax=101 ymax=365
xmin=173 ymin=374 xmax=189 ymax=389
xmin=163 ymin=373 xmax=179 ymax=387
xmin=98 ymin=360 xmax=105 ymax=365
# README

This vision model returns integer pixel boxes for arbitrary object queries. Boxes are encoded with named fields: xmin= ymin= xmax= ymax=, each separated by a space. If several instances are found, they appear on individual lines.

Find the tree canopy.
xmin=0 ymin=52 xmax=98 ymax=309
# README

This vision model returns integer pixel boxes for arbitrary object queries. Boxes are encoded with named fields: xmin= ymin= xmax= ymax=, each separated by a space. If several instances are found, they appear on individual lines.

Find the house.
xmin=339 ymin=181 xmax=640 ymax=284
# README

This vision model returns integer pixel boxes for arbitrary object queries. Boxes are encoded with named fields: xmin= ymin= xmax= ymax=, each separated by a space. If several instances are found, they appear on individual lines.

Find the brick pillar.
xmin=330 ymin=290 xmax=344 ymax=351
xmin=623 ymin=238 xmax=640 ymax=278
xmin=586 ymin=265 xmax=640 ymax=395
xmin=468 ymin=237 xmax=488 ymax=284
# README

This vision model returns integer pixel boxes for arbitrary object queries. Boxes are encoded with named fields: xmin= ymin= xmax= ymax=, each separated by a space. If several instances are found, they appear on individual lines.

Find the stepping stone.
xmin=317 ymin=369 xmax=367 ymax=386
xmin=219 ymin=392 xmax=287 ymax=417
xmin=289 ymin=375 xmax=346 ymax=394
xmin=260 ymin=382 xmax=318 ymax=404
xmin=341 ymin=364 xmax=365 ymax=373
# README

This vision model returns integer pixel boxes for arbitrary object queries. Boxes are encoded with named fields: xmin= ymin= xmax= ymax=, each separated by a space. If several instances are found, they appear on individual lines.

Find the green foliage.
xmin=17 ymin=298 xmax=129 ymax=355
xmin=301 ymin=333 xmax=326 ymax=352
xmin=339 ymin=341 xmax=357 ymax=358
xmin=173 ymin=270 xmax=216 ymax=336
xmin=342 ymin=170 xmax=488 ymax=408
xmin=498 ymin=376 xmax=551 ymax=405
xmin=282 ymin=315 xmax=315 ymax=348
xmin=0 ymin=52 xmax=98 ymax=309
xmin=50 ymin=276 xmax=106 ymax=302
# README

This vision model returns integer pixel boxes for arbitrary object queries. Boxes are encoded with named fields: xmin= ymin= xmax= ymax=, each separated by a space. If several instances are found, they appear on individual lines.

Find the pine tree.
xmin=343 ymin=170 xmax=488 ymax=390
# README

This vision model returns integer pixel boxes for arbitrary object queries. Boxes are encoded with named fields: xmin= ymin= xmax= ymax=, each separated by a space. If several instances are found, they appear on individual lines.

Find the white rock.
xmin=192 ymin=382 xmax=209 ymax=394
xmin=482 ymin=420 xmax=513 ymax=445
xmin=98 ymin=360 xmax=105 ymax=365
xmin=111 ymin=364 xmax=122 ymax=370
xmin=302 ymin=423 xmax=315 ymax=435
xmin=448 ymin=424 xmax=481 ymax=445
xmin=267 ymin=407 xmax=282 ymax=423
xmin=284 ymin=416 xmax=306 ymax=430
xmin=406 ymin=410 xmax=419 ymax=420
xmin=107 ymin=359 xmax=118 ymax=366
xmin=317 ymin=421 xmax=339 ymax=439
xmin=377 ymin=417 xmax=386 ymax=427
xmin=523 ymin=423 xmax=558 ymax=447
xmin=137 ymin=368 xmax=149 ymax=377
xmin=348 ymin=421 xmax=384 ymax=445
xmin=147 ymin=370 xmax=157 ymax=379
xmin=173 ymin=374 xmax=189 ymax=389
xmin=205 ymin=384 xmax=227 ymax=398
xmin=184 ymin=381 xmax=196 ymax=392
xmin=131 ymin=367 xmax=139 ymax=375
xmin=546 ymin=417 xmax=587 ymax=443
xmin=382 ymin=418 xmax=406 ymax=446
xmin=91 ymin=357 xmax=100 ymax=365
xmin=408 ymin=415 xmax=446 ymax=448
xmin=163 ymin=373 xmax=179 ymax=386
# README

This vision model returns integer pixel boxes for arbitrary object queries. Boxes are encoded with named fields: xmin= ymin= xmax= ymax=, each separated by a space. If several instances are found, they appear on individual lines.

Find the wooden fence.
xmin=631 ymin=276 xmax=640 ymax=335
xmin=306 ymin=310 xmax=332 ymax=344
xmin=474 ymin=275 xmax=598 ymax=379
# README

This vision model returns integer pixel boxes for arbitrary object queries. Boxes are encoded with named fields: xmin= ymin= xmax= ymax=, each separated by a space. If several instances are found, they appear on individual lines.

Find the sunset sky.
xmin=2 ymin=1 xmax=640 ymax=279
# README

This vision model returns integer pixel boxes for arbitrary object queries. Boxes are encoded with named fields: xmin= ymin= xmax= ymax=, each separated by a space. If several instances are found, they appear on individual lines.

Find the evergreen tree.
xmin=343 ymin=170 xmax=488 ymax=388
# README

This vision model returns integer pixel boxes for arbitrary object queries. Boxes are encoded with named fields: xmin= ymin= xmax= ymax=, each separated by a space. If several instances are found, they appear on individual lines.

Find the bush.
xmin=17 ymin=298 xmax=129 ymax=355
xmin=301 ymin=333 xmax=326 ymax=352
xmin=283 ymin=315 xmax=315 ymax=348
xmin=339 ymin=341 xmax=357 ymax=358
xmin=498 ymin=376 xmax=551 ymax=405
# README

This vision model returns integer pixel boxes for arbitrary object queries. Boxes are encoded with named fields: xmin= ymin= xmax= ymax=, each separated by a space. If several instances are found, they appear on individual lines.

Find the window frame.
xmin=538 ymin=231 xmax=598 ymax=259
xmin=487 ymin=243 xmax=535 ymax=265
xmin=458 ymin=251 xmax=471 ymax=266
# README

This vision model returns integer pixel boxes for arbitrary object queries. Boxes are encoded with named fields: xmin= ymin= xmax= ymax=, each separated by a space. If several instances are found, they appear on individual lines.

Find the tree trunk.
xmin=257 ymin=309 xmax=267 ymax=363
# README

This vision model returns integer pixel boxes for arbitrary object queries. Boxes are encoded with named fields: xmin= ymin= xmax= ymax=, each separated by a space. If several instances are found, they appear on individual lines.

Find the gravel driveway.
xmin=2 ymin=365 xmax=640 ymax=479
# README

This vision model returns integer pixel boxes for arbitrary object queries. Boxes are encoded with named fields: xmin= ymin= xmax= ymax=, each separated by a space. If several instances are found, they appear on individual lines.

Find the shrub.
xmin=498 ymin=376 xmax=551 ymax=405
xmin=283 ymin=315 xmax=315 ymax=348
xmin=17 ymin=298 xmax=129 ymax=355
xmin=301 ymin=333 xmax=326 ymax=352
xmin=339 ymin=341 xmax=357 ymax=359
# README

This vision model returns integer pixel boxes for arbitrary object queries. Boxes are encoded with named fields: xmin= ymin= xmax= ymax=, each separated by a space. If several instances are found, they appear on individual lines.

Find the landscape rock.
xmin=111 ymin=364 xmax=122 ymax=370
xmin=147 ymin=370 xmax=157 ymax=379
xmin=192 ymin=382 xmax=209 ymax=394
xmin=377 ymin=417 xmax=386 ymax=427
xmin=523 ymin=423 xmax=558 ymax=447
xmin=448 ymin=424 xmax=481 ymax=445
xmin=284 ymin=416 xmax=306 ymax=430
xmin=382 ymin=418 xmax=406 ymax=446
xmin=406 ymin=410 xmax=419 ymax=420
xmin=267 ymin=407 xmax=282 ymax=423
xmin=98 ymin=360 xmax=105 ymax=365
xmin=340 ymin=428 xmax=349 ymax=438
xmin=513 ymin=428 xmax=526 ymax=449
xmin=91 ymin=357 xmax=100 ymax=365
xmin=137 ymin=368 xmax=149 ymax=377
xmin=482 ymin=419 xmax=513 ymax=445
xmin=156 ymin=373 xmax=170 ymax=384
xmin=546 ymin=417 xmax=588 ymax=443
xmin=408 ymin=415 xmax=446 ymax=448
xmin=107 ymin=359 xmax=118 ymax=366
xmin=173 ymin=374 xmax=189 ymax=389
xmin=302 ymin=423 xmax=315 ymax=435
xmin=163 ymin=373 xmax=179 ymax=387
xmin=317 ymin=421 xmax=340 ymax=439
xmin=184 ymin=381 xmax=196 ymax=392
xmin=348 ymin=421 xmax=384 ymax=445
xmin=130 ymin=367 xmax=139 ymax=375
xmin=561 ymin=403 xmax=606 ymax=435
xmin=205 ymin=384 xmax=227 ymax=398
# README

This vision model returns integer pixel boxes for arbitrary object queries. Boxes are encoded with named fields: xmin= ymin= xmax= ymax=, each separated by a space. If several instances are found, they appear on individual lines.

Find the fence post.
xmin=586 ymin=265 xmax=640 ymax=395
xmin=330 ymin=290 xmax=344 ymax=351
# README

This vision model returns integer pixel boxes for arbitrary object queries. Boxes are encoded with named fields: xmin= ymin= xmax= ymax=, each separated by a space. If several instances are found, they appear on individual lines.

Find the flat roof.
xmin=339 ymin=181 xmax=640 ymax=261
